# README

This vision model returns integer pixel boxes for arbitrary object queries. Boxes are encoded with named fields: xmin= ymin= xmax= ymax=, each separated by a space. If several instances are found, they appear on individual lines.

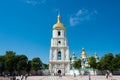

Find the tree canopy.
xmin=31 ymin=57 xmax=43 ymax=71
xmin=73 ymin=58 xmax=81 ymax=69
xmin=88 ymin=56 xmax=97 ymax=69
xmin=0 ymin=51 xmax=43 ymax=76
xmin=96 ymin=53 xmax=120 ymax=73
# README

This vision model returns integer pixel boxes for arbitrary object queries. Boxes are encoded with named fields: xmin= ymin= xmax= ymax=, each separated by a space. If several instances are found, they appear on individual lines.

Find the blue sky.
xmin=0 ymin=0 xmax=120 ymax=63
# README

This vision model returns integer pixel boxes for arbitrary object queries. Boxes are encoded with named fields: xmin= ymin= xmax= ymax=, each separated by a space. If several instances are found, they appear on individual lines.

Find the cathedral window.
xmin=57 ymin=51 xmax=61 ymax=60
xmin=58 ymin=31 xmax=61 ymax=36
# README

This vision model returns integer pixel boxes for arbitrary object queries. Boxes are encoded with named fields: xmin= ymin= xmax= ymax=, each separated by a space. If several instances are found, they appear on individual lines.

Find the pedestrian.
xmin=109 ymin=72 xmax=112 ymax=80
xmin=25 ymin=73 xmax=28 ymax=80
xmin=21 ymin=75 xmax=23 ymax=80
xmin=13 ymin=72 xmax=16 ymax=80
xmin=105 ymin=71 xmax=109 ymax=80
xmin=88 ymin=72 xmax=91 ymax=80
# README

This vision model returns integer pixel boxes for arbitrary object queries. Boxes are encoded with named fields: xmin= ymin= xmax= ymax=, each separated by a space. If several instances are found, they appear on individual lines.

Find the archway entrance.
xmin=58 ymin=70 xmax=61 ymax=75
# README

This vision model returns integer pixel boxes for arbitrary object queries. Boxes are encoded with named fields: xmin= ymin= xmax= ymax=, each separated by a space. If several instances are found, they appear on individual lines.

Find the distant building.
xmin=70 ymin=52 xmax=77 ymax=69
xmin=94 ymin=52 xmax=99 ymax=63
xmin=80 ymin=48 xmax=90 ymax=68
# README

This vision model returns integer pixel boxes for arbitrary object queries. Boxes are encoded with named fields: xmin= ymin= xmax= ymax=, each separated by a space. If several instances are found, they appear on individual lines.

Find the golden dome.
xmin=82 ymin=53 xmax=86 ymax=57
xmin=53 ymin=15 xmax=65 ymax=29
xmin=82 ymin=52 xmax=86 ymax=56
xmin=82 ymin=48 xmax=87 ymax=57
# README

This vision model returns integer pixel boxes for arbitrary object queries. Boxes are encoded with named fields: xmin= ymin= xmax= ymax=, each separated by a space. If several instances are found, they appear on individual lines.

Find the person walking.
xmin=88 ymin=72 xmax=91 ymax=80
xmin=105 ymin=71 xmax=109 ymax=80
xmin=109 ymin=72 xmax=113 ymax=80
xmin=21 ymin=75 xmax=23 ymax=80
xmin=25 ymin=73 xmax=28 ymax=80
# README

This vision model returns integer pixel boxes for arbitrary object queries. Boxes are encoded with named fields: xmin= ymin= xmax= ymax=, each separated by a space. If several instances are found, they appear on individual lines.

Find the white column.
xmin=61 ymin=30 xmax=64 ymax=38
xmin=61 ymin=39 xmax=63 ymax=46
xmin=67 ymin=64 xmax=70 ymax=73
xmin=55 ymin=64 xmax=57 ymax=74
xmin=55 ymin=49 xmax=57 ymax=60
xmin=50 ymin=49 xmax=52 ymax=60
xmin=53 ymin=30 xmax=58 ymax=38
xmin=66 ymin=49 xmax=69 ymax=60
xmin=49 ymin=63 xmax=51 ymax=72
xmin=54 ymin=39 xmax=57 ymax=46
xmin=53 ymin=50 xmax=55 ymax=60
xmin=61 ymin=49 xmax=64 ymax=60
xmin=65 ymin=39 xmax=67 ymax=46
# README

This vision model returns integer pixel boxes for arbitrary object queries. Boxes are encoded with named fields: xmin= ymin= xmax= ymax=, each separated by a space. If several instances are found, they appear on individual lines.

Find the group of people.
xmin=105 ymin=70 xmax=112 ymax=80
xmin=20 ymin=74 xmax=28 ymax=80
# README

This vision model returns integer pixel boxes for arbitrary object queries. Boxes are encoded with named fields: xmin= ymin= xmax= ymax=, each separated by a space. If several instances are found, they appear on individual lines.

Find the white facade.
xmin=49 ymin=15 xmax=70 ymax=75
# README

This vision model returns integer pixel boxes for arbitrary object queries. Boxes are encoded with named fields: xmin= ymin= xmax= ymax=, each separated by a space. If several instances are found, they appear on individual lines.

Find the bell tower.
xmin=49 ymin=14 xmax=70 ymax=75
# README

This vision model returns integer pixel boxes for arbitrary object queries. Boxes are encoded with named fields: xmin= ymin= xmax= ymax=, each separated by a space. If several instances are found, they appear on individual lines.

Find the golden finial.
xmin=57 ymin=11 xmax=61 ymax=23
xmin=82 ymin=48 xmax=85 ymax=51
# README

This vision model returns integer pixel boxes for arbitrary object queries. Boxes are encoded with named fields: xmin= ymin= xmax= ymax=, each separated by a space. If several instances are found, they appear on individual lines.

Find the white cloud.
xmin=70 ymin=17 xmax=79 ymax=26
xmin=25 ymin=0 xmax=46 ymax=6
xmin=70 ymin=9 xmax=98 ymax=26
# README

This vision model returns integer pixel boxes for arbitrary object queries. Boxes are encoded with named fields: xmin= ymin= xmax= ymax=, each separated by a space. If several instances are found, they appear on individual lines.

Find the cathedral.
xmin=49 ymin=14 xmax=99 ymax=75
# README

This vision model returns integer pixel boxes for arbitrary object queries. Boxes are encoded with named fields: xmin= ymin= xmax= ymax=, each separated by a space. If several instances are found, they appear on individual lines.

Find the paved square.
xmin=15 ymin=75 xmax=120 ymax=80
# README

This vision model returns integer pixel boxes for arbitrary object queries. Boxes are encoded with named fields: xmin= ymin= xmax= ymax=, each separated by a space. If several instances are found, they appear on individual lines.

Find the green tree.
xmin=110 ymin=53 xmax=120 ymax=73
xmin=73 ymin=60 xmax=77 ymax=69
xmin=114 ymin=53 xmax=120 ymax=69
xmin=88 ymin=56 xmax=97 ymax=75
xmin=43 ymin=64 xmax=49 ymax=69
xmin=73 ymin=58 xmax=81 ymax=75
xmin=31 ymin=57 xmax=43 ymax=74
xmin=4 ymin=51 xmax=16 ymax=75
xmin=88 ymin=56 xmax=97 ymax=69
xmin=100 ymin=53 xmax=115 ymax=73
xmin=16 ymin=55 xmax=28 ymax=73
xmin=0 ymin=56 xmax=5 ymax=75
xmin=26 ymin=60 xmax=32 ymax=73
xmin=73 ymin=58 xmax=81 ymax=69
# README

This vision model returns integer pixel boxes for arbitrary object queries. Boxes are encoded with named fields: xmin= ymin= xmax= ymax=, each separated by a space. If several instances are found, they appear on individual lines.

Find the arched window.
xmin=58 ymin=31 xmax=61 ymax=36
xmin=57 ymin=51 xmax=61 ymax=60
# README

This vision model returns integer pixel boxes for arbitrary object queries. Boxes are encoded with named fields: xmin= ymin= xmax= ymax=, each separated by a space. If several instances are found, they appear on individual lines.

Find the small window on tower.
xmin=58 ymin=41 xmax=61 ymax=44
xmin=58 ymin=31 xmax=61 ymax=36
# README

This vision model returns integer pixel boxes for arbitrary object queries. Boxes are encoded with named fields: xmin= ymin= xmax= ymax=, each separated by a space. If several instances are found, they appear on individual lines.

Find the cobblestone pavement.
xmin=15 ymin=75 xmax=120 ymax=80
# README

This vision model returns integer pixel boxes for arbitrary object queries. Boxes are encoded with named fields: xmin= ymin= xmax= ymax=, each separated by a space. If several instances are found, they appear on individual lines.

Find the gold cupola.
xmin=53 ymin=14 xmax=65 ymax=29
xmin=81 ymin=48 xmax=87 ymax=58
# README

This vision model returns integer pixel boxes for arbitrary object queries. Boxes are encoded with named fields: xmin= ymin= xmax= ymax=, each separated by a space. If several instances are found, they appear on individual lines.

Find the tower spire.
xmin=57 ymin=11 xmax=61 ymax=23
xmin=53 ymin=11 xmax=65 ymax=29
